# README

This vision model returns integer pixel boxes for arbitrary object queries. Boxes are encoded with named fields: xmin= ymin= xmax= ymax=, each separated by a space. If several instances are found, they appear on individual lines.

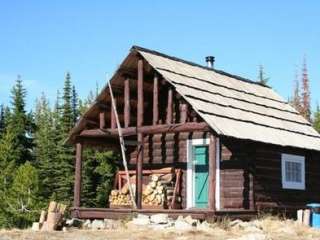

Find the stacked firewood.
xmin=109 ymin=171 xmax=176 ymax=207
xmin=109 ymin=185 xmax=134 ymax=206
xmin=142 ymin=173 xmax=174 ymax=206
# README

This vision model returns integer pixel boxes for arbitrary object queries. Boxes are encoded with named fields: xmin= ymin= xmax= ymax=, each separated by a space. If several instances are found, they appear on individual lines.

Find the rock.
xmin=104 ymin=219 xmax=121 ymax=229
xmin=150 ymin=214 xmax=169 ymax=224
xmin=65 ymin=218 xmax=83 ymax=228
xmin=137 ymin=214 xmax=150 ymax=220
xmin=131 ymin=217 xmax=150 ymax=226
xmin=83 ymin=219 xmax=91 ymax=229
xmin=175 ymin=219 xmax=193 ymax=231
xmin=91 ymin=219 xmax=105 ymax=230
xmin=62 ymin=227 xmax=67 ymax=232
xmin=184 ymin=215 xmax=198 ymax=226
xmin=230 ymin=219 xmax=243 ymax=227
xmin=31 ymin=222 xmax=41 ymax=231
xmin=197 ymin=221 xmax=213 ymax=232
xmin=151 ymin=221 xmax=174 ymax=230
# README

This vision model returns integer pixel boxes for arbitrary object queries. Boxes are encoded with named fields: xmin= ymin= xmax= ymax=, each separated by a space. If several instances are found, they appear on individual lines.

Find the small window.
xmin=281 ymin=154 xmax=305 ymax=190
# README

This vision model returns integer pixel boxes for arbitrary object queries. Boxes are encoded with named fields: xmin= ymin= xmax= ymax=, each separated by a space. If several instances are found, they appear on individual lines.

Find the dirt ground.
xmin=1 ymin=217 xmax=320 ymax=240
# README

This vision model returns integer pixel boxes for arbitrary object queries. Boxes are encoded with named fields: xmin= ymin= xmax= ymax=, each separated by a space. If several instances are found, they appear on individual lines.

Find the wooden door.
xmin=193 ymin=145 xmax=209 ymax=208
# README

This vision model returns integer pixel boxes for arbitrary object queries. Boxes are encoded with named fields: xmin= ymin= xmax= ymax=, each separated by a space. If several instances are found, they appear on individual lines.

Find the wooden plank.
xmin=124 ymin=77 xmax=130 ymax=127
xmin=74 ymin=142 xmax=83 ymax=208
xmin=136 ymin=58 xmax=144 ymax=209
xmin=208 ymin=135 xmax=216 ymax=210
xmin=166 ymin=87 xmax=173 ymax=124
xmin=153 ymin=73 xmax=159 ymax=125
xmin=79 ymin=122 xmax=210 ymax=138
xmin=180 ymin=103 xmax=188 ymax=123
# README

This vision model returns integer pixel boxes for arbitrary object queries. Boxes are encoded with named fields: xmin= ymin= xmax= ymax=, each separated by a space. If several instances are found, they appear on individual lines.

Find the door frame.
xmin=186 ymin=138 xmax=210 ymax=209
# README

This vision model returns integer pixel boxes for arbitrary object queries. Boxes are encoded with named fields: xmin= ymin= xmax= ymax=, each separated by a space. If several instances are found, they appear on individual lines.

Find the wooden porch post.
xmin=153 ymin=73 xmax=159 ymax=125
xmin=208 ymin=135 xmax=216 ymax=210
xmin=110 ymin=98 xmax=117 ymax=129
xmin=99 ymin=111 xmax=106 ymax=129
xmin=136 ymin=57 xmax=144 ymax=209
xmin=180 ymin=103 xmax=188 ymax=123
xmin=166 ymin=87 xmax=173 ymax=124
xmin=124 ymin=77 xmax=130 ymax=128
xmin=74 ymin=142 xmax=83 ymax=208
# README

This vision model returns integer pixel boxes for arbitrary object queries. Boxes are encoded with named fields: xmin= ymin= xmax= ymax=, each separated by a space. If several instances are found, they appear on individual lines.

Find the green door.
xmin=193 ymin=145 xmax=209 ymax=208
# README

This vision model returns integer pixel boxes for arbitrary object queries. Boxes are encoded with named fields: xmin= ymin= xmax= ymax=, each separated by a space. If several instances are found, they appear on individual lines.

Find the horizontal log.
xmin=79 ymin=122 xmax=210 ymax=138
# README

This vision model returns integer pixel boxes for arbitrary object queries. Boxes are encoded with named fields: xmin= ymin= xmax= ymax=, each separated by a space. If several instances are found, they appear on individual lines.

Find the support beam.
xmin=153 ymin=73 xmax=159 ymax=125
xmin=124 ymin=77 xmax=131 ymax=127
xmin=74 ymin=142 xmax=83 ymax=208
xmin=166 ymin=87 xmax=173 ymax=124
xmin=79 ymin=122 xmax=210 ymax=138
xmin=208 ymin=135 xmax=216 ymax=210
xmin=99 ymin=111 xmax=106 ymax=129
xmin=110 ymin=99 xmax=117 ymax=129
xmin=180 ymin=103 xmax=188 ymax=123
xmin=136 ymin=58 xmax=144 ymax=209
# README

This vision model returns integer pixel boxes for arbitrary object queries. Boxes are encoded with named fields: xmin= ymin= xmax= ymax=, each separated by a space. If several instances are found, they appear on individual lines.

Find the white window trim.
xmin=186 ymin=138 xmax=210 ymax=209
xmin=281 ymin=153 xmax=305 ymax=190
xmin=215 ymin=137 xmax=221 ymax=210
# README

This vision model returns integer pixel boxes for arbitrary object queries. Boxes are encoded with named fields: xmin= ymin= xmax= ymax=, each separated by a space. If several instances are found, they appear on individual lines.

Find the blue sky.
xmin=0 ymin=1 xmax=319 ymax=111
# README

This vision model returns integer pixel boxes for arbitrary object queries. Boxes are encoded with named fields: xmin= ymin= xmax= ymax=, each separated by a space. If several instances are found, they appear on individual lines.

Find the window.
xmin=281 ymin=154 xmax=305 ymax=190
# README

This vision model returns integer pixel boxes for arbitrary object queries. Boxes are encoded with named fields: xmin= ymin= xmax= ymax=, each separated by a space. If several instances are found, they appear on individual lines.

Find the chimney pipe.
xmin=205 ymin=56 xmax=215 ymax=68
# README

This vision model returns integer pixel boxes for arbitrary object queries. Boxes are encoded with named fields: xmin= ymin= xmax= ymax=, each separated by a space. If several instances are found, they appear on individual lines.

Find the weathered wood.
xmin=208 ymin=135 xmax=216 ymax=210
xmin=79 ymin=122 xmax=210 ymax=138
xmin=124 ymin=77 xmax=130 ymax=127
xmin=136 ymin=58 xmax=144 ymax=209
xmin=110 ymin=98 xmax=117 ymax=129
xmin=74 ymin=142 xmax=83 ymax=208
xmin=166 ymin=87 xmax=173 ymax=124
xmin=180 ymin=103 xmax=188 ymax=123
xmin=153 ymin=73 xmax=159 ymax=125
xmin=99 ymin=111 xmax=106 ymax=129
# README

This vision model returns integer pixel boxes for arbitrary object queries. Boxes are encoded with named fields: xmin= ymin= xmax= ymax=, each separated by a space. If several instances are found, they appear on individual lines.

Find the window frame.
xmin=281 ymin=153 xmax=305 ymax=190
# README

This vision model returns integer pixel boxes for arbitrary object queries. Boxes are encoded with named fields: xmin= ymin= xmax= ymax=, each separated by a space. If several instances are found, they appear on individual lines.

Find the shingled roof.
xmin=134 ymin=46 xmax=320 ymax=151
xmin=67 ymin=46 xmax=320 ymax=151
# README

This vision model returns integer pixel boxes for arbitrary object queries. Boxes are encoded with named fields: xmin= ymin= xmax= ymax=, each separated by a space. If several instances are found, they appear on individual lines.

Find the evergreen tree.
xmin=2 ymin=162 xmax=41 ymax=228
xmin=7 ymin=76 xmax=34 ymax=165
xmin=300 ymin=57 xmax=311 ymax=121
xmin=34 ymin=94 xmax=59 ymax=200
xmin=313 ymin=104 xmax=320 ymax=133
xmin=62 ymin=72 xmax=73 ymax=133
xmin=0 ymin=104 xmax=5 ymax=137
xmin=71 ymin=85 xmax=79 ymax=124
xmin=257 ymin=65 xmax=269 ymax=85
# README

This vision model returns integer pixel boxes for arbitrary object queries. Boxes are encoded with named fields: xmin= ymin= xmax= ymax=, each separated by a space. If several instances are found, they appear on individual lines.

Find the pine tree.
xmin=313 ymin=104 xmax=320 ymax=133
xmin=6 ymin=76 xmax=34 ymax=165
xmin=301 ymin=57 xmax=311 ymax=121
xmin=71 ymin=85 xmax=79 ymax=124
xmin=34 ymin=94 xmax=59 ymax=200
xmin=0 ymin=104 xmax=5 ymax=137
xmin=257 ymin=65 xmax=269 ymax=85
xmin=290 ymin=68 xmax=302 ymax=113
xmin=62 ymin=72 xmax=73 ymax=133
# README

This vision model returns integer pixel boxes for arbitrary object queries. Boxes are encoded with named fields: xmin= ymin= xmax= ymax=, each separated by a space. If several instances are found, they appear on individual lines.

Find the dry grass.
xmin=1 ymin=216 xmax=320 ymax=240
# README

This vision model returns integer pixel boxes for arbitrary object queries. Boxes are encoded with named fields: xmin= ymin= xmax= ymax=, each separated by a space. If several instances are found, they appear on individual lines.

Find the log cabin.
xmin=67 ymin=46 xmax=320 ymax=220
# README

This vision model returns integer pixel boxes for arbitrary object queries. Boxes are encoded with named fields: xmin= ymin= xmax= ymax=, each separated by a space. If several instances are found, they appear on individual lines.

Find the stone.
xmin=65 ymin=218 xmax=83 ymax=228
xmin=62 ymin=227 xmax=67 ymax=232
xmin=197 ymin=221 xmax=213 ymax=232
xmin=184 ymin=215 xmax=198 ymax=226
xmin=91 ymin=219 xmax=105 ymax=230
xmin=150 ymin=214 xmax=169 ymax=224
xmin=104 ymin=219 xmax=121 ymax=229
xmin=175 ymin=219 xmax=193 ymax=231
xmin=83 ymin=219 xmax=91 ymax=229
xmin=137 ymin=214 xmax=150 ymax=220
xmin=31 ymin=222 xmax=41 ymax=231
xmin=131 ymin=217 xmax=150 ymax=226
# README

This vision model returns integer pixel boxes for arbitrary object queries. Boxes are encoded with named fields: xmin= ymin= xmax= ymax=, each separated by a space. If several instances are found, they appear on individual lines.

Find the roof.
xmin=67 ymin=46 xmax=320 ymax=152
xmin=133 ymin=46 xmax=320 ymax=151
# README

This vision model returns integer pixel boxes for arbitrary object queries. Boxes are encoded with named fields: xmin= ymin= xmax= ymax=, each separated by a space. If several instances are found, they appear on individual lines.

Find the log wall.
xmin=254 ymin=143 xmax=320 ymax=211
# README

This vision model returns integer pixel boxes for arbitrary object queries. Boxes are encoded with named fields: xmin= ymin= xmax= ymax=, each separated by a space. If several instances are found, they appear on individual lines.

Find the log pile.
xmin=142 ymin=173 xmax=174 ymax=207
xmin=109 ymin=170 xmax=177 ymax=208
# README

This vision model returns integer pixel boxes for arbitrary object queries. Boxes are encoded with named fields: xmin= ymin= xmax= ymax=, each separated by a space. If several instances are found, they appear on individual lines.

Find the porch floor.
xmin=71 ymin=207 xmax=257 ymax=221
